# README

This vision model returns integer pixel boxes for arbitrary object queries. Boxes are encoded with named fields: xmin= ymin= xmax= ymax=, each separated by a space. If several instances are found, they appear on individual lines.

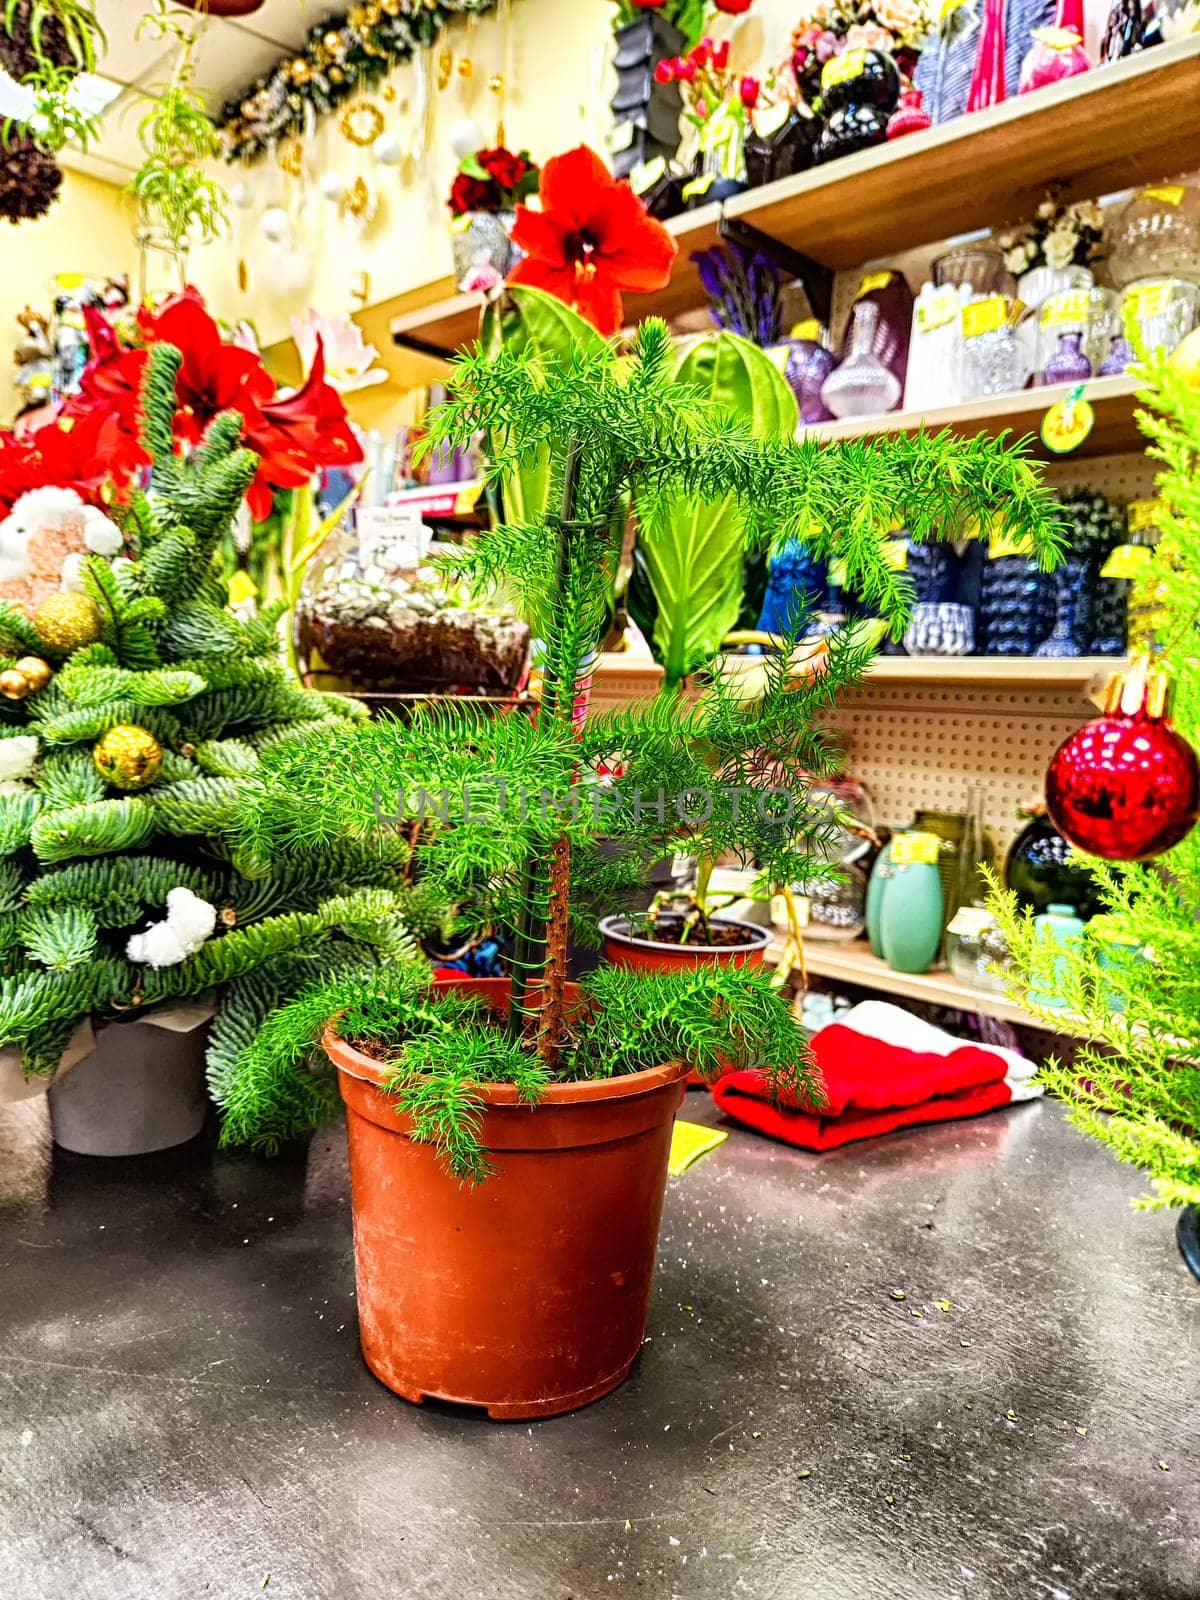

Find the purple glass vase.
xmin=1099 ymin=334 xmax=1134 ymax=376
xmin=1042 ymin=330 xmax=1092 ymax=386
xmin=783 ymin=327 xmax=836 ymax=424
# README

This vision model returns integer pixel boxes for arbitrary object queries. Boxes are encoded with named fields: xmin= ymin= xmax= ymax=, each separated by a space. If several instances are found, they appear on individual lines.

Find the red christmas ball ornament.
xmin=1046 ymin=662 xmax=1200 ymax=861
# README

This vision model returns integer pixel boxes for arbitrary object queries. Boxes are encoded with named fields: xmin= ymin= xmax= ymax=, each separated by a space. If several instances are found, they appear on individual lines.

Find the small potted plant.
xmin=224 ymin=248 xmax=1060 ymax=1416
xmin=447 ymin=144 xmax=540 ymax=292
xmin=655 ymin=35 xmax=761 ymax=203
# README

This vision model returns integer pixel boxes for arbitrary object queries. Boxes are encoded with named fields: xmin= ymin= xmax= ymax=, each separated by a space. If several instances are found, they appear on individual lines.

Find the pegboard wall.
xmin=826 ymin=680 xmax=1099 ymax=854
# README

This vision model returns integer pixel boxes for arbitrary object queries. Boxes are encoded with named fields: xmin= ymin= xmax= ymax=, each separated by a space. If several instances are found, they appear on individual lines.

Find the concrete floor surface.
xmin=0 ymin=1092 xmax=1195 ymax=1600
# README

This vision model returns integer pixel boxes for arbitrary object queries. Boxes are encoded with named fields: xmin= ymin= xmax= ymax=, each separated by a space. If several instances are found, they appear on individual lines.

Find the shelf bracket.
xmin=391 ymin=329 xmax=456 ymax=362
xmin=718 ymin=215 xmax=833 ymax=327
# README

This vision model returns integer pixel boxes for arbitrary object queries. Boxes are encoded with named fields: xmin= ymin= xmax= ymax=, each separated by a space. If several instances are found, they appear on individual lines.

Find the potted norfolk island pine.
xmin=223 ymin=301 xmax=1061 ymax=1418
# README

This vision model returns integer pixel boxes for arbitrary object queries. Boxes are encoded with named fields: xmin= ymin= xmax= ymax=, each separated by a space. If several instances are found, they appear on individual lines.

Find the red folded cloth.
xmin=712 ymin=999 xmax=1041 ymax=1151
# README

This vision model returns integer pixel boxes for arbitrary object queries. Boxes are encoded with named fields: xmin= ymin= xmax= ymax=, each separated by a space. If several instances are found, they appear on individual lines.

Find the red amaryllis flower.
xmin=508 ymin=145 xmax=677 ymax=335
xmin=68 ymin=287 xmax=361 ymax=522
xmin=0 ymin=408 xmax=136 ymax=515
xmin=449 ymin=172 xmax=495 ymax=216
xmin=478 ymin=147 xmax=528 ymax=190
xmin=714 ymin=0 xmax=754 ymax=12
xmin=245 ymin=340 xmax=362 ymax=521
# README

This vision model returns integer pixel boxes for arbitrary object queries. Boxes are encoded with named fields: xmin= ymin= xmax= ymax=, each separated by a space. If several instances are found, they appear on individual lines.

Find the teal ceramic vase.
xmin=865 ymin=842 xmax=894 ymax=958
xmin=878 ymin=839 xmax=945 ymax=974
xmin=1029 ymin=901 xmax=1085 ymax=1010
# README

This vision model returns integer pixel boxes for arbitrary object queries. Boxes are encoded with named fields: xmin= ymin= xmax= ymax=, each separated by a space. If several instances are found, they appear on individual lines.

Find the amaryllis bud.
xmin=688 ymin=41 xmax=710 ymax=65
xmin=739 ymin=75 xmax=760 ymax=108
xmin=712 ymin=39 xmax=731 ymax=69
xmin=676 ymin=58 xmax=697 ymax=80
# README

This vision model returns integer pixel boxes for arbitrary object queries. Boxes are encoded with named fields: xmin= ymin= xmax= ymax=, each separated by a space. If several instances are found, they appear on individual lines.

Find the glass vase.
xmin=820 ymin=301 xmax=901 ymax=419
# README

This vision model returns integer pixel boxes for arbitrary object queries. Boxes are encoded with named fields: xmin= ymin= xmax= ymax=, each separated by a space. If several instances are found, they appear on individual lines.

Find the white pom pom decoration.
xmin=318 ymin=171 xmax=348 ymax=203
xmin=230 ymin=179 xmax=254 ymax=210
xmin=60 ymin=552 xmax=86 ymax=592
xmin=0 ymin=736 xmax=37 ymax=782
xmin=449 ymin=117 xmax=486 ymax=159
xmin=261 ymin=206 xmax=293 ymax=245
xmin=126 ymin=887 xmax=218 ymax=969
xmin=82 ymin=508 xmax=124 ymax=558
xmin=372 ymin=132 xmax=406 ymax=167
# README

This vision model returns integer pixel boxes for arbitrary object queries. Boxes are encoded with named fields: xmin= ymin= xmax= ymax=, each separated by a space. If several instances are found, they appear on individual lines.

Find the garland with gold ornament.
xmin=218 ymin=0 xmax=513 ymax=164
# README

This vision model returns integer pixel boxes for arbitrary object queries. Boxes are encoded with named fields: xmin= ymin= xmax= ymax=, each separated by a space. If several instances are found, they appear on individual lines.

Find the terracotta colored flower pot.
xmin=174 ymin=0 xmax=264 ymax=14
xmin=328 ymin=975 xmax=687 ymax=1420
xmin=599 ymin=914 xmax=772 ymax=1085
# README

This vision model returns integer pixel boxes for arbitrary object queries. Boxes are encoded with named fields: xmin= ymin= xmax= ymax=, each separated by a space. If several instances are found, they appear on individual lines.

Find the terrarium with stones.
xmin=296 ymin=513 xmax=531 ymax=701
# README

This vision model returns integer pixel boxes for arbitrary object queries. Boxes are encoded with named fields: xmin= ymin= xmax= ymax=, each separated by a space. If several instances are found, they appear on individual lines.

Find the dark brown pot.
xmin=328 ymin=975 xmax=687 ymax=1420
xmin=174 ymin=0 xmax=265 ymax=14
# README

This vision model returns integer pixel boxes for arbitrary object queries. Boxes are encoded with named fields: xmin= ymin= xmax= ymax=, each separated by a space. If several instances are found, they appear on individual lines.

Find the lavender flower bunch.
xmin=691 ymin=244 xmax=784 ymax=346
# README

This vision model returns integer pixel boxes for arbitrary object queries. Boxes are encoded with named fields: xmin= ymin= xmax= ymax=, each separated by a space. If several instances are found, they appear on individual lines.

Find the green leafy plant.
xmin=0 ymin=344 xmax=420 ymax=1087
xmin=1 ymin=0 xmax=104 ymax=77
xmin=130 ymin=5 xmax=227 ymax=282
xmin=989 ymin=353 xmax=1200 ymax=1212
xmin=631 ymin=330 xmax=799 ymax=690
xmin=223 ymin=299 xmax=1062 ymax=1180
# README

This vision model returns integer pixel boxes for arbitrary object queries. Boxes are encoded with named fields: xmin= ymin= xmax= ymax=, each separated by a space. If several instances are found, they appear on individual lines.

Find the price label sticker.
xmin=629 ymin=157 xmax=666 ymax=196
xmin=1040 ymin=290 xmax=1090 ymax=328
xmin=961 ymin=295 xmax=1007 ymax=338
xmin=1142 ymin=184 xmax=1186 ymax=206
xmin=884 ymin=538 xmax=908 ymax=571
xmin=988 ymin=527 xmax=1035 ymax=559
xmin=1041 ymin=385 xmax=1094 ymax=454
xmin=858 ymin=270 xmax=893 ymax=296
xmin=822 ymin=48 xmax=866 ymax=91
xmin=754 ymin=101 xmax=792 ymax=138
xmin=947 ymin=906 xmax=994 ymax=937
xmin=917 ymin=286 xmax=959 ymax=332
xmin=827 ymin=557 xmax=849 ymax=589
xmin=1124 ymin=280 xmax=1172 ymax=321
xmin=681 ymin=170 xmax=716 ymax=200
xmin=358 ymin=505 xmax=431 ymax=569
xmin=891 ymin=831 xmax=943 ymax=866
xmin=1100 ymin=543 xmax=1153 ymax=579
xmin=1127 ymin=498 xmax=1161 ymax=533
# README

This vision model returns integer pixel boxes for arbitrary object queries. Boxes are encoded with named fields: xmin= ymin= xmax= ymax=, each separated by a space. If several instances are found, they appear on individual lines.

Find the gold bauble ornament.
xmin=381 ymin=0 xmax=400 ymax=13
xmin=92 ymin=725 xmax=163 ymax=792
xmin=0 ymin=670 xmax=30 ymax=701
xmin=33 ymin=593 xmax=103 ymax=653
xmin=13 ymin=656 xmax=52 ymax=692
xmin=323 ymin=29 xmax=344 ymax=54
xmin=289 ymin=57 xmax=312 ymax=85
xmin=329 ymin=66 xmax=345 ymax=83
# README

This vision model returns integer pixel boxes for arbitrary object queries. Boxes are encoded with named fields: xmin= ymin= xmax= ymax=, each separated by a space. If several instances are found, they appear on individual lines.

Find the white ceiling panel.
xmin=236 ymin=0 xmax=340 ymax=50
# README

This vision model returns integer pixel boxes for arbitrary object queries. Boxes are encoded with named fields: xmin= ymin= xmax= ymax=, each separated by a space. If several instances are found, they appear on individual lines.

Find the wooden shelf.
xmin=863 ymin=654 xmax=1120 ymax=686
xmin=725 ymin=36 xmax=1200 ymax=270
xmin=806 ymin=374 xmax=1143 ymax=459
xmin=391 ymin=205 xmax=723 ymax=358
xmin=389 ymin=41 xmax=1200 ymax=362
xmin=777 ymin=935 xmax=1053 ymax=1029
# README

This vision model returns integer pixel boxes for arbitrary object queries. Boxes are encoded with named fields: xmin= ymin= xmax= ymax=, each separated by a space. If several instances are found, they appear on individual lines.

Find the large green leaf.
xmin=635 ymin=332 xmax=799 ymax=687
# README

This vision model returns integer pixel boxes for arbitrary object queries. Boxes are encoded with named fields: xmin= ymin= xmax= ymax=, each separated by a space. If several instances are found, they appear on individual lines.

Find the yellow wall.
xmin=188 ymin=0 xmax=801 ymax=413
xmin=0 ymin=167 xmax=139 ymax=420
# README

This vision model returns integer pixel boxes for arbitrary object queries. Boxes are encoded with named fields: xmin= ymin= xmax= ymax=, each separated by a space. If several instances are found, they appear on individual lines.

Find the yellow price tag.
xmin=629 ymin=157 xmax=666 ymax=195
xmin=859 ymin=270 xmax=893 ymax=296
xmin=917 ymin=287 xmax=959 ymax=332
xmin=227 ymin=570 xmax=259 ymax=606
xmin=891 ymin=831 xmax=942 ymax=867
xmin=884 ymin=538 xmax=908 ymax=571
xmin=828 ymin=557 xmax=849 ymax=589
xmin=1142 ymin=185 xmax=1185 ymax=206
xmin=962 ymin=296 xmax=1007 ymax=338
xmin=1124 ymin=280 xmax=1172 ymax=320
xmin=681 ymin=170 xmax=716 ymax=200
xmin=1041 ymin=290 xmax=1090 ymax=328
xmin=822 ymin=48 xmax=866 ymax=91
xmin=668 ymin=1121 xmax=729 ymax=1177
xmin=755 ymin=102 xmax=792 ymax=138
xmin=1100 ymin=544 xmax=1153 ymax=579
xmin=988 ymin=528 xmax=1035 ymax=559
xmin=1126 ymin=499 xmax=1160 ymax=533
xmin=1041 ymin=389 xmax=1095 ymax=454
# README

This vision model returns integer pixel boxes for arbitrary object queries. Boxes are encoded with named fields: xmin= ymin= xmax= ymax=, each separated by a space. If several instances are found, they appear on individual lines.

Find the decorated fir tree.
xmin=0 ymin=342 xmax=416 ymax=1090
xmin=991 ymin=354 xmax=1200 ymax=1214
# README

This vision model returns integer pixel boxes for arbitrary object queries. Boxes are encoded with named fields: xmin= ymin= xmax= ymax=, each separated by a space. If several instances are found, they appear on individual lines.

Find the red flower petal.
xmin=538 ymin=145 xmax=616 ymax=234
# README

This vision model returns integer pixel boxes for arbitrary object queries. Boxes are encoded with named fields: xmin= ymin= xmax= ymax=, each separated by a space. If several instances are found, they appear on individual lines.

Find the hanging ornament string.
xmin=491 ymin=0 xmax=512 ymax=145
xmin=217 ymin=1 xmax=517 ymax=165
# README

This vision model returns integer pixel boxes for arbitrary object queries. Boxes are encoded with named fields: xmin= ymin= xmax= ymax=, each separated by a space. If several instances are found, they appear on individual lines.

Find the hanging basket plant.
xmin=0 ymin=131 xmax=62 ymax=224
xmin=172 ymin=0 xmax=264 ymax=13
xmin=0 ymin=0 xmax=104 ymax=83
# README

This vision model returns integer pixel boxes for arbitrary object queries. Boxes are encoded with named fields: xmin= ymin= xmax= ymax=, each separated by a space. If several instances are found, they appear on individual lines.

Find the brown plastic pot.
xmin=599 ymin=913 xmax=772 ymax=1085
xmin=327 ymin=975 xmax=687 ymax=1420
